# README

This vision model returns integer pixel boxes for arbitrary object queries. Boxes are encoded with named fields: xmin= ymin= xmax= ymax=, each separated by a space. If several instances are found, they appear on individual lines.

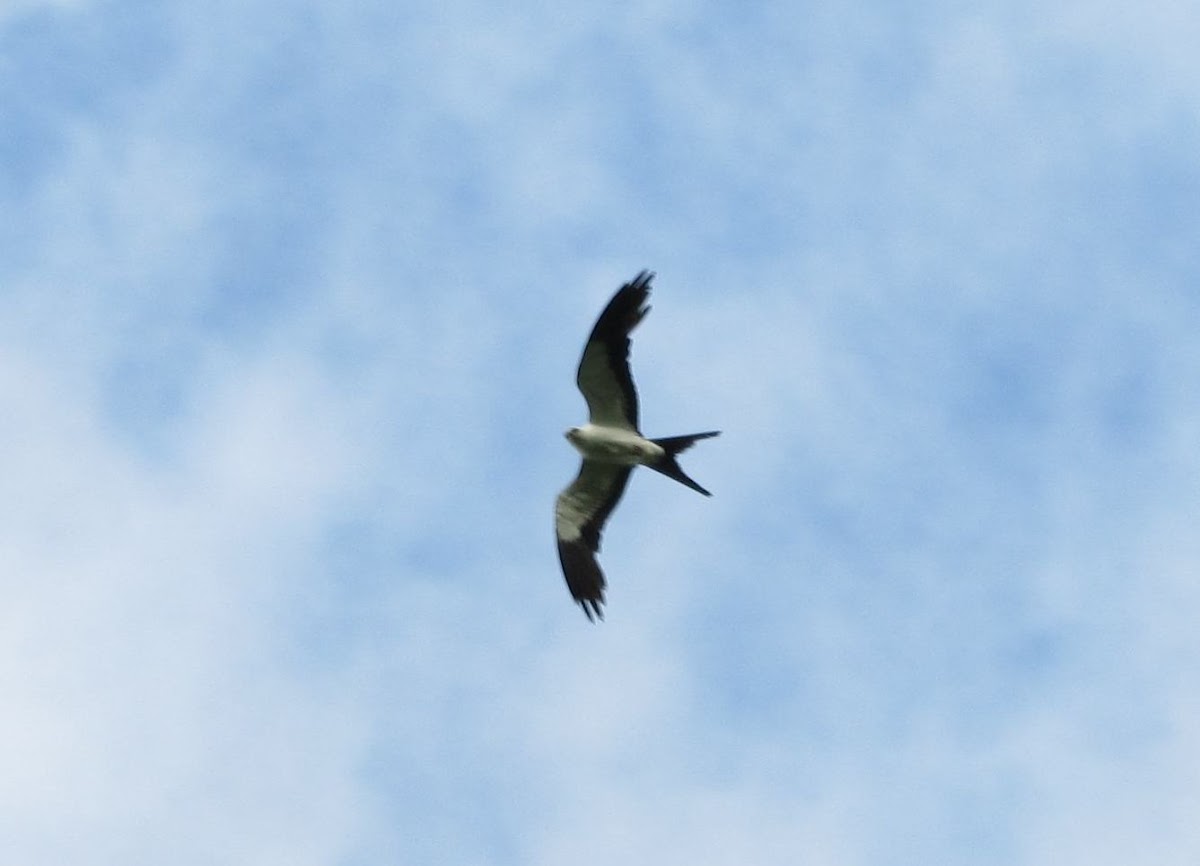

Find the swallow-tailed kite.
xmin=555 ymin=271 xmax=720 ymax=620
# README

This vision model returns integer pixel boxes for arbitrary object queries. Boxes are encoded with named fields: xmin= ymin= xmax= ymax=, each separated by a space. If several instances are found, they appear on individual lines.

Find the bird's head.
xmin=564 ymin=426 xmax=581 ymax=444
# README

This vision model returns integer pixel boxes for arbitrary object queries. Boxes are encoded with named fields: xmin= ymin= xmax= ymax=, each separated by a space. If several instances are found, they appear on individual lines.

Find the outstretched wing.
xmin=575 ymin=271 xmax=652 ymax=431
xmin=554 ymin=460 xmax=634 ymax=621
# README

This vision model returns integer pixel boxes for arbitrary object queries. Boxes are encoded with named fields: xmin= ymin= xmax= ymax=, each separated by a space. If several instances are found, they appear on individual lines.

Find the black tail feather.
xmin=648 ymin=431 xmax=720 ymax=496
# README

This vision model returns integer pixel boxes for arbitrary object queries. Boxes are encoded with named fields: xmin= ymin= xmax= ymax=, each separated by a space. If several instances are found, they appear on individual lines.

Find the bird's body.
xmin=565 ymin=424 xmax=665 ymax=465
xmin=554 ymin=271 xmax=719 ymax=621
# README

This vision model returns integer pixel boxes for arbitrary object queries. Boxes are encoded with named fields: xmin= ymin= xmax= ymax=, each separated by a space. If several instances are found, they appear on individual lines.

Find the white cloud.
xmin=0 ymin=338 xmax=376 ymax=863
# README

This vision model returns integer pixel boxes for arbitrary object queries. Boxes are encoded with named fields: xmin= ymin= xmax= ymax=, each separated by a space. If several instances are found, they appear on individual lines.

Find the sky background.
xmin=3 ymin=1 xmax=1200 ymax=863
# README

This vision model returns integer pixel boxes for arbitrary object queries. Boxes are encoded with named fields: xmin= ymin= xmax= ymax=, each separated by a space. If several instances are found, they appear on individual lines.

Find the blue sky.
xmin=3 ymin=1 xmax=1200 ymax=863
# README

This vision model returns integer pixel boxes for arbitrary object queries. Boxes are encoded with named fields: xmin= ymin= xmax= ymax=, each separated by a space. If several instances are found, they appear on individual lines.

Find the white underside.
xmin=566 ymin=423 xmax=664 ymax=465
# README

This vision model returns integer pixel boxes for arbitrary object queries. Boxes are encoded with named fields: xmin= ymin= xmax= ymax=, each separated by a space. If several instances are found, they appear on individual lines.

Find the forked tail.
xmin=648 ymin=431 xmax=720 ymax=496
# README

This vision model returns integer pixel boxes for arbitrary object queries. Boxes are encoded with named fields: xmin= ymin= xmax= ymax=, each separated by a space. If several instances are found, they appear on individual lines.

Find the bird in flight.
xmin=554 ymin=271 xmax=720 ymax=621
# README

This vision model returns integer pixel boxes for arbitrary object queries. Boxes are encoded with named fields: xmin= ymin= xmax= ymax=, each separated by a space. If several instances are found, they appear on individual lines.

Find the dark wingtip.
xmin=558 ymin=538 xmax=607 ymax=623
xmin=590 ymin=272 xmax=654 ymax=344
xmin=629 ymin=269 xmax=655 ymax=288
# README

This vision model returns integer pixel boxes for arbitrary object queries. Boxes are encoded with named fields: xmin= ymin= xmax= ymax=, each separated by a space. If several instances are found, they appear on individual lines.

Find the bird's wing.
xmin=554 ymin=460 xmax=634 ymax=621
xmin=575 ymin=271 xmax=652 ymax=431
